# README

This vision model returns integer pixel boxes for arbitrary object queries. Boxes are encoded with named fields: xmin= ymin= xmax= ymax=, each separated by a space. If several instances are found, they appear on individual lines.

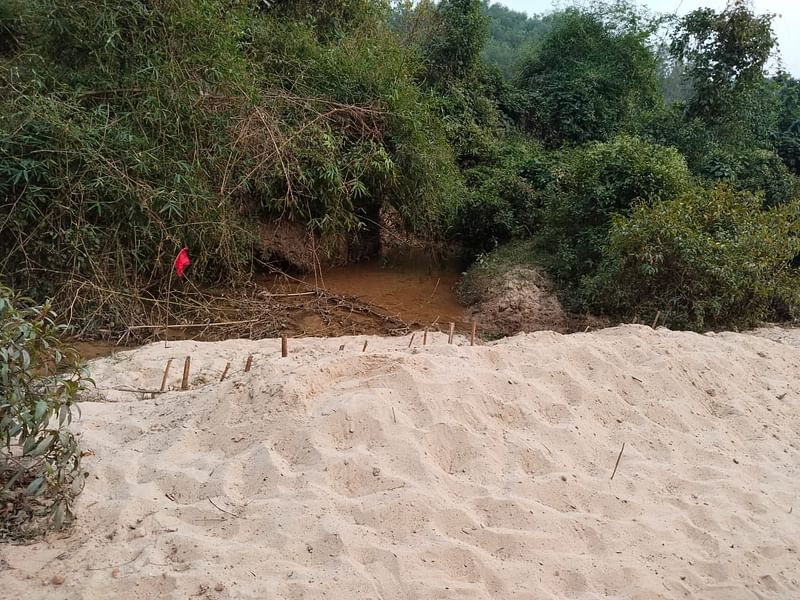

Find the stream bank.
xmin=71 ymin=248 xmax=597 ymax=358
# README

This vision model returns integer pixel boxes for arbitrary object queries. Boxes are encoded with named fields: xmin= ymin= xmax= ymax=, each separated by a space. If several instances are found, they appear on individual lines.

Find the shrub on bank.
xmin=1 ymin=285 xmax=88 ymax=540
xmin=537 ymin=135 xmax=694 ymax=295
xmin=586 ymin=186 xmax=800 ymax=330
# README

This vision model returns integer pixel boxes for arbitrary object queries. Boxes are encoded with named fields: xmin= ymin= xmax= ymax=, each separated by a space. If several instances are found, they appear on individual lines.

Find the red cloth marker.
xmin=174 ymin=247 xmax=190 ymax=278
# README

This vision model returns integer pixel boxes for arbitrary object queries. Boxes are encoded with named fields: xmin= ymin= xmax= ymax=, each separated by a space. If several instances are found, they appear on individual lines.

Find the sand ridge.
xmin=1 ymin=325 xmax=799 ymax=599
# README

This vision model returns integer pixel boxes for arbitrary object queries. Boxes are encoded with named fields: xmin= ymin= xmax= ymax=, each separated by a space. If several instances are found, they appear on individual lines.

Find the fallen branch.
xmin=258 ymin=291 xmax=317 ymax=298
xmin=86 ymin=547 xmax=148 ymax=571
xmin=112 ymin=387 xmax=167 ymax=395
xmin=126 ymin=319 xmax=260 ymax=331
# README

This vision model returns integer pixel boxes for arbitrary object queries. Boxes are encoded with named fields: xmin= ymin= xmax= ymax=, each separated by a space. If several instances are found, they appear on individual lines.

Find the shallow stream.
xmin=74 ymin=256 xmax=467 ymax=357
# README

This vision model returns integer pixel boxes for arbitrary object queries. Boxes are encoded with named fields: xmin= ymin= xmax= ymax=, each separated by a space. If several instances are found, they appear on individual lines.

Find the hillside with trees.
xmin=1 ymin=0 xmax=799 ymax=334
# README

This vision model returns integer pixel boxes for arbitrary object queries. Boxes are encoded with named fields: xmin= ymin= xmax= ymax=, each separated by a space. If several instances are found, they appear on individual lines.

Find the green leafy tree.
xmin=670 ymin=0 xmax=776 ymax=125
xmin=770 ymin=73 xmax=800 ymax=175
xmin=272 ymin=0 xmax=388 ymax=39
xmin=517 ymin=4 xmax=661 ymax=145
xmin=423 ymin=0 xmax=489 ymax=83
xmin=643 ymin=4 xmax=795 ymax=204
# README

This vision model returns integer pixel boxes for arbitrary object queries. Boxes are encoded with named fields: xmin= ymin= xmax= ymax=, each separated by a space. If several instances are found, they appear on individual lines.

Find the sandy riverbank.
xmin=1 ymin=326 xmax=798 ymax=599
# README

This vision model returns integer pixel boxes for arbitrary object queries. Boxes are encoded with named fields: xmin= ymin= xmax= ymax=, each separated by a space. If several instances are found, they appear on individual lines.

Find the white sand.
xmin=1 ymin=325 xmax=799 ymax=599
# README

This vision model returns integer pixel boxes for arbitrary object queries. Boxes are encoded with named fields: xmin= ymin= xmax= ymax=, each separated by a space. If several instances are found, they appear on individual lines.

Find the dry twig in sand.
xmin=610 ymin=443 xmax=626 ymax=480
xmin=207 ymin=497 xmax=240 ymax=518
xmin=220 ymin=362 xmax=231 ymax=382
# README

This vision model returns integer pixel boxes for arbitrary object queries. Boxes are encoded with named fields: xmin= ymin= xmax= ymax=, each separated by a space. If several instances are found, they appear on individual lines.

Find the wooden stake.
xmin=470 ymin=322 xmax=477 ymax=346
xmin=448 ymin=322 xmax=455 ymax=344
xmin=423 ymin=328 xmax=428 ymax=346
xmin=362 ymin=340 xmax=368 ymax=352
xmin=220 ymin=362 xmax=230 ymax=382
xmin=160 ymin=358 xmax=173 ymax=392
xmin=610 ymin=442 xmax=626 ymax=480
xmin=407 ymin=332 xmax=416 ymax=348
xmin=244 ymin=355 xmax=253 ymax=373
xmin=652 ymin=311 xmax=661 ymax=329
xmin=181 ymin=356 xmax=191 ymax=391
xmin=281 ymin=335 xmax=288 ymax=358
xmin=392 ymin=406 xmax=397 ymax=424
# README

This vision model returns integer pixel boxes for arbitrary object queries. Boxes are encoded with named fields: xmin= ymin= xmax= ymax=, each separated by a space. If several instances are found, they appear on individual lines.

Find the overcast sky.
xmin=494 ymin=0 xmax=799 ymax=76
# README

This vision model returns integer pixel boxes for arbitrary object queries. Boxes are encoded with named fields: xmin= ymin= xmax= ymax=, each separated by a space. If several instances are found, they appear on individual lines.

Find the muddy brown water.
xmin=268 ymin=258 xmax=466 ymax=327
xmin=72 ymin=258 xmax=467 ymax=358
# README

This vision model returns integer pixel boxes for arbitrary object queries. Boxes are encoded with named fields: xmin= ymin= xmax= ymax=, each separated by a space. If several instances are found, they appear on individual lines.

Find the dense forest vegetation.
xmin=1 ymin=0 xmax=799 ymax=332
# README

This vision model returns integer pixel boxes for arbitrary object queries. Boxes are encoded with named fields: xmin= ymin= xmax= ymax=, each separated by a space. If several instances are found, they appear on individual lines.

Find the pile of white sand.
xmin=1 ymin=326 xmax=799 ymax=599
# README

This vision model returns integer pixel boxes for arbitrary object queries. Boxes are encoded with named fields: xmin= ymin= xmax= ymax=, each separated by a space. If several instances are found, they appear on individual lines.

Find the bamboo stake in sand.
xmin=362 ymin=340 xmax=368 ymax=352
xmin=244 ymin=355 xmax=253 ymax=373
xmin=281 ymin=335 xmax=288 ymax=358
xmin=610 ymin=442 xmax=626 ymax=480
xmin=652 ymin=311 xmax=661 ymax=329
xmin=448 ymin=322 xmax=455 ymax=344
xmin=470 ymin=322 xmax=477 ymax=346
xmin=423 ymin=328 xmax=428 ymax=346
xmin=407 ymin=332 xmax=416 ymax=348
xmin=160 ymin=358 xmax=173 ymax=392
xmin=220 ymin=362 xmax=230 ymax=382
xmin=181 ymin=356 xmax=191 ymax=391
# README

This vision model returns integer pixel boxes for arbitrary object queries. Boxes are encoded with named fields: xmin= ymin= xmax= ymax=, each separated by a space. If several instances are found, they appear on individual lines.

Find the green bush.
xmin=537 ymin=135 xmax=693 ymax=296
xmin=450 ymin=141 xmax=545 ymax=254
xmin=638 ymin=104 xmax=714 ymax=173
xmin=0 ymin=0 xmax=259 ymax=315
xmin=690 ymin=146 xmax=800 ymax=207
xmin=773 ymin=123 xmax=800 ymax=176
xmin=452 ymin=188 xmax=516 ymax=254
xmin=640 ymin=107 xmax=799 ymax=206
xmin=1 ymin=285 xmax=89 ymax=539
xmin=247 ymin=14 xmax=464 ymax=227
xmin=587 ymin=186 xmax=800 ymax=330
xmin=734 ymin=149 xmax=800 ymax=207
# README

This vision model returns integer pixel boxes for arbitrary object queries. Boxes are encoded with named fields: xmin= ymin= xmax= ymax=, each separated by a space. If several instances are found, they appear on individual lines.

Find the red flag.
xmin=174 ymin=247 xmax=190 ymax=278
